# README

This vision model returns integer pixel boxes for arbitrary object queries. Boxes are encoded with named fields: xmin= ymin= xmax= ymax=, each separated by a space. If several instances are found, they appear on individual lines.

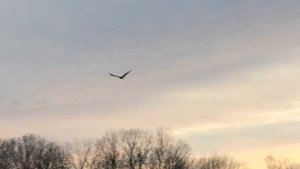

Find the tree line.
xmin=0 ymin=129 xmax=298 ymax=169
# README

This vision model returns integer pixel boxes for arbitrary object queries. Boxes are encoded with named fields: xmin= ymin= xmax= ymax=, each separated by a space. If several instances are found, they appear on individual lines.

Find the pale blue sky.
xmin=1 ymin=1 xmax=300 ymax=168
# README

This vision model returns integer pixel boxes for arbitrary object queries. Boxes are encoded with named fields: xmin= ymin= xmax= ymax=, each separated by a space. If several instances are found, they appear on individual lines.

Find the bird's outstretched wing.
xmin=109 ymin=73 xmax=121 ymax=78
xmin=120 ymin=70 xmax=131 ymax=78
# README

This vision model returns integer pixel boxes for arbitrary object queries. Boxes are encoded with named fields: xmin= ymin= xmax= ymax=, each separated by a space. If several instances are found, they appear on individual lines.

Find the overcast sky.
xmin=1 ymin=1 xmax=300 ymax=168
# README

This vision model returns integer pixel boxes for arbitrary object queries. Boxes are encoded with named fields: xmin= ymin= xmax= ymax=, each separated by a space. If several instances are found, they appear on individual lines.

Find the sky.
xmin=1 ymin=0 xmax=300 ymax=168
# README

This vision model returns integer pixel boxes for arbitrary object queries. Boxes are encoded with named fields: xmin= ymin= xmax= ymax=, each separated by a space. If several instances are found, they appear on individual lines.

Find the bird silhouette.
xmin=109 ymin=70 xmax=131 ymax=79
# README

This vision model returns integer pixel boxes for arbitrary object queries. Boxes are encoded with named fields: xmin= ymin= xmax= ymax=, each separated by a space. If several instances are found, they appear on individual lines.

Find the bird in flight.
xmin=109 ymin=70 xmax=131 ymax=79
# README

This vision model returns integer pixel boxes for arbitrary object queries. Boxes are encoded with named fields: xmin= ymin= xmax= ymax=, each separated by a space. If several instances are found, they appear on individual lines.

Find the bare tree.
xmin=68 ymin=141 xmax=97 ymax=169
xmin=164 ymin=140 xmax=191 ymax=169
xmin=192 ymin=155 xmax=241 ymax=169
xmin=149 ymin=129 xmax=192 ymax=169
xmin=0 ymin=139 xmax=14 ymax=169
xmin=119 ymin=129 xmax=153 ymax=169
xmin=93 ymin=129 xmax=191 ymax=169
xmin=149 ymin=129 xmax=173 ymax=169
xmin=94 ymin=131 xmax=121 ymax=169
xmin=265 ymin=155 xmax=300 ymax=169
xmin=1 ymin=135 xmax=71 ymax=169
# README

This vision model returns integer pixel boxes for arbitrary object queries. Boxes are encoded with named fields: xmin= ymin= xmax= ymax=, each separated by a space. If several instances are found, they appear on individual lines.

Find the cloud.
xmin=176 ymin=117 xmax=300 ymax=152
xmin=0 ymin=2 xmax=300 ymax=162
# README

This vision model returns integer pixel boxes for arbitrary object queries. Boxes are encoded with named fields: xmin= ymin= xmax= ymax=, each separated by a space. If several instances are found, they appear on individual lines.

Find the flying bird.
xmin=109 ymin=70 xmax=131 ymax=79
